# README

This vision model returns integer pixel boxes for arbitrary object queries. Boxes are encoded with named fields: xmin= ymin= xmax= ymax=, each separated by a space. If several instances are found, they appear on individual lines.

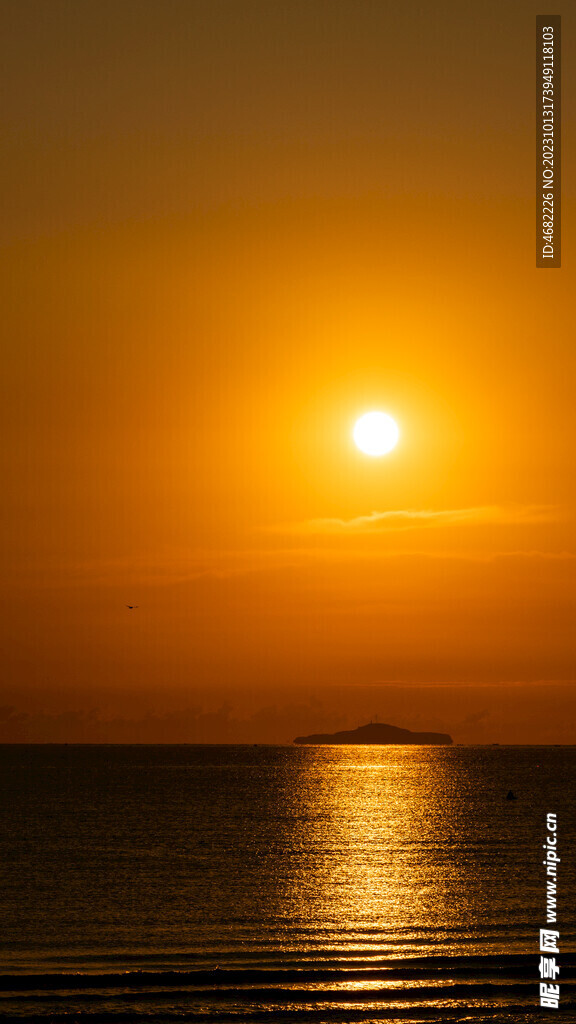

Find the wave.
xmin=0 ymin=952 xmax=569 ymax=989
xmin=1 ymin=955 xmax=574 ymax=1023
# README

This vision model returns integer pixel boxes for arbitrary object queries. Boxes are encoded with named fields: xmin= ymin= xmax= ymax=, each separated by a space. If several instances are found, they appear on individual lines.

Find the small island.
xmin=294 ymin=722 xmax=453 ymax=745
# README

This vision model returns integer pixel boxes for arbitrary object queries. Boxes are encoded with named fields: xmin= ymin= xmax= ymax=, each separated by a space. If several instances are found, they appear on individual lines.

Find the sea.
xmin=0 ymin=743 xmax=574 ymax=1023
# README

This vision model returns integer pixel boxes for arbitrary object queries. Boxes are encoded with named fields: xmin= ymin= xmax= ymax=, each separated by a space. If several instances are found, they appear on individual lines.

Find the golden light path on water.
xmin=3 ymin=744 xmax=567 ymax=1019
xmin=254 ymin=745 xmax=525 ymax=1012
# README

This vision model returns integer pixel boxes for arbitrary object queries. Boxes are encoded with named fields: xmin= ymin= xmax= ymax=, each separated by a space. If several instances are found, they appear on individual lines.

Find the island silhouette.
xmin=294 ymin=722 xmax=453 ymax=745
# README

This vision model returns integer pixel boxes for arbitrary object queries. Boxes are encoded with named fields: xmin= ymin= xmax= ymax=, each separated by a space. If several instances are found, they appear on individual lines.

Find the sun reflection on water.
xmin=262 ymin=745 xmax=530 ymax=960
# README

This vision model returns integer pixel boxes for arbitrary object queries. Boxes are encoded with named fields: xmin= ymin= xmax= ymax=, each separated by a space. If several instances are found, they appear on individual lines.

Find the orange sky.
xmin=1 ymin=0 xmax=575 ymax=743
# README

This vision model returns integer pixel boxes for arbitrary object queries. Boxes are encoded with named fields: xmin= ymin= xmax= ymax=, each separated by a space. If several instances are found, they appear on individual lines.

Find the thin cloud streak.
xmin=268 ymin=504 xmax=561 ymax=535
xmin=5 ymin=541 xmax=575 ymax=590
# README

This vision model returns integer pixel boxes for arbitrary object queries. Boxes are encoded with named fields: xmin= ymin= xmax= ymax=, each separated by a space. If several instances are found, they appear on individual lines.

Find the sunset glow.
xmin=0 ymin=0 xmax=574 ymax=746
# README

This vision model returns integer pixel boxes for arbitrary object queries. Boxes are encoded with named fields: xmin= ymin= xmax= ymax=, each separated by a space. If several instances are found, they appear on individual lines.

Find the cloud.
xmin=5 ymin=536 xmax=575 ymax=592
xmin=0 ymin=700 xmax=350 ymax=745
xmin=268 ymin=504 xmax=561 ymax=535
xmin=2 ymin=503 xmax=570 ymax=591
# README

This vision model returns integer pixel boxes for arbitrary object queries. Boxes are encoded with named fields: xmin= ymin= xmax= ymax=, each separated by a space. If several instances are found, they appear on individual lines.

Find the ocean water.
xmin=0 ymin=743 xmax=574 ymax=1022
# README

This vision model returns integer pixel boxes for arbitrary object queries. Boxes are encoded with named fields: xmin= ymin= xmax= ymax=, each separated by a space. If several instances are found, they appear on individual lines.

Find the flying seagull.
xmin=126 ymin=605 xmax=139 ymax=609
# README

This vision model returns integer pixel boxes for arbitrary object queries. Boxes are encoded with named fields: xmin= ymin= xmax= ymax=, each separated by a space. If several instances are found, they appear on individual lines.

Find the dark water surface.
xmin=0 ymin=744 xmax=574 ymax=1021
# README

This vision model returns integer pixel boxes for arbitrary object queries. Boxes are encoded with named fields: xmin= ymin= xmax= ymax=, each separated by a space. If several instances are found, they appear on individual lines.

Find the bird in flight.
xmin=126 ymin=605 xmax=139 ymax=610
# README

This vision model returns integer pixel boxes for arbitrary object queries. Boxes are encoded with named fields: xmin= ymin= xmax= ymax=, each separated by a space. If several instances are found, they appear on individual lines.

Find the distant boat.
xmin=506 ymin=790 xmax=517 ymax=800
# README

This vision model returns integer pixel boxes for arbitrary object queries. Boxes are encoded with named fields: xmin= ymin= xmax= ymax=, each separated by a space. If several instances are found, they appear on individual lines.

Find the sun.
xmin=353 ymin=411 xmax=400 ymax=456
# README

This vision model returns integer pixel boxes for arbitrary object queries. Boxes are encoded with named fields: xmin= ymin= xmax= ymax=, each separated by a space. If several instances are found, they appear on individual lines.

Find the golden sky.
xmin=1 ymin=0 xmax=575 ymax=742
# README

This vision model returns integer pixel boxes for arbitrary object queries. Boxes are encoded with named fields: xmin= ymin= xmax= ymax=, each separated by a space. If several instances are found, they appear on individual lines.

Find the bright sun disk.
xmin=353 ymin=411 xmax=400 ymax=456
